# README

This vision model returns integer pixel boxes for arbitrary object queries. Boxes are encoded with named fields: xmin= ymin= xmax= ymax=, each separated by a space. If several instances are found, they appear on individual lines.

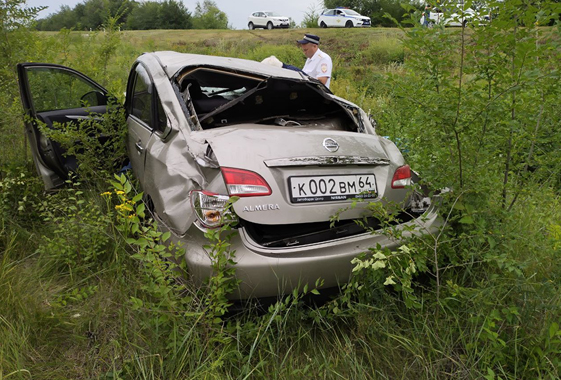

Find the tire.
xmin=320 ymin=21 xmax=327 ymax=28
xmin=248 ymin=22 xmax=254 ymax=30
xmin=267 ymin=22 xmax=273 ymax=30
xmin=345 ymin=20 xmax=353 ymax=28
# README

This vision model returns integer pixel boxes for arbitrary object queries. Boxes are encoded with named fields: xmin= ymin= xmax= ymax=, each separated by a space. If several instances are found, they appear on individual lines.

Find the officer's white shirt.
xmin=302 ymin=48 xmax=332 ymax=88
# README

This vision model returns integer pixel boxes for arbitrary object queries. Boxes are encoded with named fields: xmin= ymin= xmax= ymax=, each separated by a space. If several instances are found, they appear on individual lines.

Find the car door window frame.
xmin=126 ymin=62 xmax=170 ymax=137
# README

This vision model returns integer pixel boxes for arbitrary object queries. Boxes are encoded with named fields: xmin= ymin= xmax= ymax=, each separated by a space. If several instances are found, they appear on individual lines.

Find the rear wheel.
xmin=345 ymin=20 xmax=353 ymax=28
xmin=248 ymin=22 xmax=254 ymax=30
xmin=267 ymin=22 xmax=273 ymax=30
xmin=320 ymin=21 xmax=327 ymax=28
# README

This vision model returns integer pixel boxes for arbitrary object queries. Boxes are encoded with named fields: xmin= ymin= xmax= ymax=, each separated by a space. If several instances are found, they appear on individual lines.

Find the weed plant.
xmin=1 ymin=0 xmax=561 ymax=378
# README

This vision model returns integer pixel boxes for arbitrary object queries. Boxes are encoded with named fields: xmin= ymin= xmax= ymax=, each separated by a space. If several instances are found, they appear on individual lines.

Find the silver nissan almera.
xmin=18 ymin=51 xmax=440 ymax=299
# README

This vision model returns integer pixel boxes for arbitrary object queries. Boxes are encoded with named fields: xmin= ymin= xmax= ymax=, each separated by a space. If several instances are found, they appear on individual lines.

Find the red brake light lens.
xmin=221 ymin=167 xmax=272 ymax=197
xmin=391 ymin=165 xmax=411 ymax=189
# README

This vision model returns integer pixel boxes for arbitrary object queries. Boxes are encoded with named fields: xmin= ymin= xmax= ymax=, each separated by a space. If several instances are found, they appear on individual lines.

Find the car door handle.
xmin=135 ymin=141 xmax=145 ymax=154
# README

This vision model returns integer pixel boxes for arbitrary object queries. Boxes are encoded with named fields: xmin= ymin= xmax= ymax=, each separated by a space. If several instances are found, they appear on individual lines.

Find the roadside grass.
xmin=1 ymin=25 xmax=561 ymax=379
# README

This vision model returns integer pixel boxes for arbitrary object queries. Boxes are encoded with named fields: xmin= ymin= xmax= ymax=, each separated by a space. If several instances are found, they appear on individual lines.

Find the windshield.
xmin=344 ymin=10 xmax=361 ymax=16
xmin=264 ymin=12 xmax=282 ymax=17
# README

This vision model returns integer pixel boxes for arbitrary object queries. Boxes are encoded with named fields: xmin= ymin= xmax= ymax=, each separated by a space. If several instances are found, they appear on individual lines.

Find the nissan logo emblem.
xmin=323 ymin=138 xmax=339 ymax=152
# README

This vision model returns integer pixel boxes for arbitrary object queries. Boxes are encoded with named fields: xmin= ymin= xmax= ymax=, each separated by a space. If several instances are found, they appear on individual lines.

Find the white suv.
xmin=318 ymin=8 xmax=371 ymax=28
xmin=248 ymin=11 xmax=290 ymax=30
xmin=421 ymin=6 xmax=490 ymax=27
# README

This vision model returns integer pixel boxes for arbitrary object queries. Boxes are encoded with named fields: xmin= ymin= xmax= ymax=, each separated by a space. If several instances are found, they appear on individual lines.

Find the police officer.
xmin=296 ymin=34 xmax=332 ymax=88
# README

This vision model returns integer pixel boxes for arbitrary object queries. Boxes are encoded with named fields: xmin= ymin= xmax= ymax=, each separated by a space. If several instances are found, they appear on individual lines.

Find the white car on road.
xmin=318 ymin=8 xmax=371 ymax=28
xmin=248 ymin=11 xmax=290 ymax=30
xmin=421 ymin=6 xmax=490 ymax=27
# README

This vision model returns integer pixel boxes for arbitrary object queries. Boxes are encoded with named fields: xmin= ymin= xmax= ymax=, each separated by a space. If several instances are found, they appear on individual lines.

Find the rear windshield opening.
xmin=176 ymin=68 xmax=358 ymax=132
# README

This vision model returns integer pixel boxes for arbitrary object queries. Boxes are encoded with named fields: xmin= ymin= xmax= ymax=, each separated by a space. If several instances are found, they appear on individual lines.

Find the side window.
xmin=25 ymin=67 xmax=107 ymax=112
xmin=131 ymin=64 xmax=153 ymax=125
xmin=155 ymin=94 xmax=168 ymax=133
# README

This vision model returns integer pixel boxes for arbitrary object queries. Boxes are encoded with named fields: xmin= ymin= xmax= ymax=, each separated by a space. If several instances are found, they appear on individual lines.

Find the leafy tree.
xmin=35 ymin=0 xmax=134 ymax=31
xmin=384 ymin=0 xmax=561 ymax=207
xmin=127 ymin=1 xmax=161 ymax=30
xmin=301 ymin=2 xmax=322 ymax=27
xmin=374 ymin=0 xmax=411 ymax=26
xmin=127 ymin=0 xmax=192 ymax=30
xmin=158 ymin=0 xmax=192 ymax=29
xmin=35 ymin=5 xmax=77 ymax=31
xmin=192 ymin=0 xmax=229 ymax=29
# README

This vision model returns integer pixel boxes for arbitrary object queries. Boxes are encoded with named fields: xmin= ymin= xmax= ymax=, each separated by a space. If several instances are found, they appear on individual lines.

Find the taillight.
xmin=391 ymin=165 xmax=411 ymax=189
xmin=221 ymin=167 xmax=272 ymax=197
xmin=190 ymin=190 xmax=232 ymax=229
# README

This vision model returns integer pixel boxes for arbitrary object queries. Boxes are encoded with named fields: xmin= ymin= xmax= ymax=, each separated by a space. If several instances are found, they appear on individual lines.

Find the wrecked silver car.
xmin=17 ymin=51 xmax=439 ymax=299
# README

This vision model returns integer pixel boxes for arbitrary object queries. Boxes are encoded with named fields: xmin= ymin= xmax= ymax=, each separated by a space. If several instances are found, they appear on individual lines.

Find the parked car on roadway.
xmin=318 ymin=7 xmax=371 ymax=28
xmin=420 ymin=5 xmax=490 ymax=27
xmin=248 ymin=11 xmax=289 ymax=30
xmin=17 ymin=51 xmax=439 ymax=299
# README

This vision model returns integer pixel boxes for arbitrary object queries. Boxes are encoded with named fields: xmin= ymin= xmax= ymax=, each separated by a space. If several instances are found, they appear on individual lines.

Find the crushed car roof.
xmin=141 ymin=51 xmax=308 ymax=81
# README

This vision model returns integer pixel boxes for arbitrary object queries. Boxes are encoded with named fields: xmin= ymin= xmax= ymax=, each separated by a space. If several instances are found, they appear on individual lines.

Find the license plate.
xmin=289 ymin=174 xmax=377 ymax=203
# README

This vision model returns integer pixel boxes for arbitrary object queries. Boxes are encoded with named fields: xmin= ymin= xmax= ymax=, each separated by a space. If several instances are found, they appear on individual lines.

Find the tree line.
xmin=36 ymin=0 xmax=426 ymax=31
xmin=35 ymin=0 xmax=228 ymax=31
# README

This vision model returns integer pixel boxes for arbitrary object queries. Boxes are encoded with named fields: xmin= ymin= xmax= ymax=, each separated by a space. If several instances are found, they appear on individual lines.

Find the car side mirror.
xmin=80 ymin=90 xmax=107 ymax=107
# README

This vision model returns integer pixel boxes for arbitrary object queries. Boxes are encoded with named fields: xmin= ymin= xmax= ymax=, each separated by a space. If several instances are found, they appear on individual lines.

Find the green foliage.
xmin=36 ymin=0 xmax=194 ymax=31
xmin=36 ymin=0 xmax=135 ymax=31
xmin=202 ymin=203 xmax=241 ymax=322
xmin=126 ymin=0 xmax=192 ymax=30
xmin=109 ymin=174 xmax=197 ymax=328
xmin=39 ymin=103 xmax=127 ymax=187
xmin=362 ymin=36 xmax=404 ymax=64
xmin=0 ymin=168 xmax=42 ymax=224
xmin=192 ymin=0 xmax=229 ymax=30
xmin=0 ymin=0 xmax=43 ymax=168
xmin=383 ymin=0 xmax=561 ymax=204
xmin=34 ymin=5 xmax=79 ymax=30
xmin=301 ymin=2 xmax=322 ymax=28
xmin=349 ymin=244 xmax=426 ymax=308
xmin=35 ymin=179 xmax=114 ymax=275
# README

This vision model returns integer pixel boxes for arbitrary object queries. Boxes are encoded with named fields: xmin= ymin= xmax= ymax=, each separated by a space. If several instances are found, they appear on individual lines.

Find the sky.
xmin=26 ymin=0 xmax=324 ymax=30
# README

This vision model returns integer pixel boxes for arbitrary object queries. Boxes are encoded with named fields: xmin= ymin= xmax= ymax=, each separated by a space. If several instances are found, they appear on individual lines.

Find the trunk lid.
xmin=192 ymin=125 xmax=408 ymax=225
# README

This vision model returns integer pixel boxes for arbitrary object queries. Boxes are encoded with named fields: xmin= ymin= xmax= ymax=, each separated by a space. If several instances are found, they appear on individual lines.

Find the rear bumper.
xmin=167 ymin=202 xmax=441 ymax=300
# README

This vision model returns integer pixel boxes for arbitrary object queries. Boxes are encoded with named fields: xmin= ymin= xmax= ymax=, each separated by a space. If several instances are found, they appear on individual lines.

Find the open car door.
xmin=17 ymin=63 xmax=109 ymax=190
